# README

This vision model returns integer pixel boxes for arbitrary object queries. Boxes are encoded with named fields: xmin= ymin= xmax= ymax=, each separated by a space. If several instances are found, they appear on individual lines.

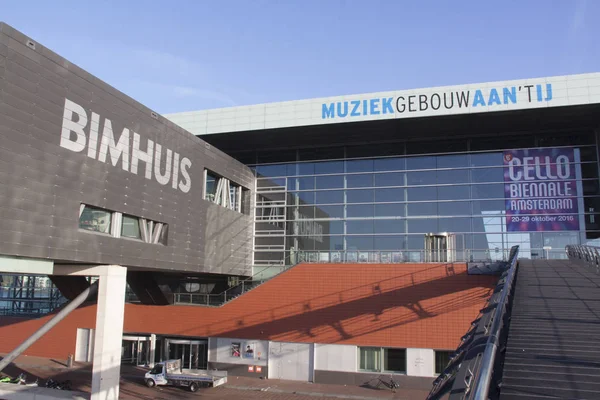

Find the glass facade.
xmin=252 ymin=133 xmax=600 ymax=266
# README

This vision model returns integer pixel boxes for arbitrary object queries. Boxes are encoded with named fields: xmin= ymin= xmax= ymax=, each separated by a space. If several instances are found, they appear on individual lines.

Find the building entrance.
xmin=165 ymin=338 xmax=208 ymax=370
xmin=122 ymin=335 xmax=150 ymax=366
xmin=424 ymin=233 xmax=456 ymax=263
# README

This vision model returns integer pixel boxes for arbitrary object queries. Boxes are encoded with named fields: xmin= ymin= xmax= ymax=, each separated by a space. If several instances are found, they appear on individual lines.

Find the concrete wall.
xmin=314 ymin=344 xmax=356 ymax=372
xmin=0 ymin=23 xmax=254 ymax=275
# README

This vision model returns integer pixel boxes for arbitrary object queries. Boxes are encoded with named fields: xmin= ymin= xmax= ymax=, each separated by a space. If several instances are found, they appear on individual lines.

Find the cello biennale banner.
xmin=504 ymin=147 xmax=580 ymax=231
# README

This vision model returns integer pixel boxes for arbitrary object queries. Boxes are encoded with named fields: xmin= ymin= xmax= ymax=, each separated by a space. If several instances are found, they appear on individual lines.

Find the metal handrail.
xmin=470 ymin=245 xmax=519 ymax=400
xmin=566 ymin=244 xmax=600 ymax=272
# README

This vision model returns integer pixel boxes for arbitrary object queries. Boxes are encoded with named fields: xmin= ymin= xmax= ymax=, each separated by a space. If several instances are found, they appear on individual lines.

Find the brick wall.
xmin=0 ymin=263 xmax=496 ymax=359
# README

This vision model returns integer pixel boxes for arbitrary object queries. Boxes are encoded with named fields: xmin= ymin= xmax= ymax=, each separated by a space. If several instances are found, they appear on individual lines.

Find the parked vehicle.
xmin=144 ymin=360 xmax=227 ymax=392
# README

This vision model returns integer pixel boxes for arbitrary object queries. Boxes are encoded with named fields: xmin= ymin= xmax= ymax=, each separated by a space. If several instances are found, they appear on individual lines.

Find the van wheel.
xmin=189 ymin=382 xmax=199 ymax=392
xmin=145 ymin=379 xmax=156 ymax=388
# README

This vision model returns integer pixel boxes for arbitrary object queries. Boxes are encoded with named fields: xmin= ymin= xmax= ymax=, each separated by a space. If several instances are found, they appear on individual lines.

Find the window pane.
xmin=347 ymin=174 xmax=374 ymax=188
xmin=347 ymin=189 xmax=374 ymax=203
xmin=374 ymin=235 xmax=406 ymax=250
xmin=298 ymin=162 xmax=315 ymax=175
xmin=288 ymin=177 xmax=315 ymax=191
xmin=470 ymin=152 xmax=503 ymax=167
xmin=374 ymin=219 xmax=405 ymax=234
xmin=408 ymin=202 xmax=437 ymax=217
xmin=375 ymin=172 xmax=405 ymax=187
xmin=438 ymin=217 xmax=471 ymax=233
xmin=79 ymin=205 xmax=112 ymax=234
xmin=438 ymin=185 xmax=470 ymax=201
xmin=406 ymin=156 xmax=435 ymax=170
xmin=374 ymin=157 xmax=405 ymax=172
xmin=407 ymin=187 xmax=437 ymax=201
xmin=407 ymin=218 xmax=438 ymax=234
xmin=347 ymin=236 xmax=375 ymax=251
xmin=326 ymin=221 xmax=345 ymax=235
xmin=437 ymin=154 xmax=468 ymax=168
xmin=439 ymin=201 xmax=471 ymax=216
xmin=347 ymin=204 xmax=374 ymax=218
xmin=471 ymin=184 xmax=504 ymax=199
xmin=375 ymin=203 xmax=405 ymax=218
xmin=359 ymin=347 xmax=381 ymax=372
xmin=316 ymin=190 xmax=344 ymax=204
xmin=471 ymin=167 xmax=504 ymax=183
xmin=294 ymin=191 xmax=315 ymax=205
xmin=314 ymin=161 xmax=344 ymax=174
xmin=375 ymin=188 xmax=405 ymax=202
xmin=316 ymin=175 xmax=344 ymax=189
xmin=121 ymin=215 xmax=141 ymax=239
xmin=437 ymin=169 xmax=470 ymax=184
xmin=256 ymin=164 xmax=287 ymax=177
xmin=346 ymin=159 xmax=374 ymax=173
xmin=384 ymin=348 xmax=406 ymax=373
xmin=347 ymin=220 xmax=374 ymax=234
xmin=205 ymin=172 xmax=218 ymax=202
xmin=315 ymin=205 xmax=344 ymax=219
xmin=407 ymin=171 xmax=436 ymax=186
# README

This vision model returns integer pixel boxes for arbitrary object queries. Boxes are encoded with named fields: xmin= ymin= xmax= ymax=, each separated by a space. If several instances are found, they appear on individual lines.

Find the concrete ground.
xmin=0 ymin=354 xmax=433 ymax=399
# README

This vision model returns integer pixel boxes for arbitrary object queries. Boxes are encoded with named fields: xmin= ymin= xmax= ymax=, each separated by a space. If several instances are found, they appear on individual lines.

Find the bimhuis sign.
xmin=59 ymin=98 xmax=192 ymax=193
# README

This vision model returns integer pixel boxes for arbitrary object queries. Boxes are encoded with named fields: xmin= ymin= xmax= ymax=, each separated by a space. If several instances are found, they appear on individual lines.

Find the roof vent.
xmin=26 ymin=39 xmax=36 ymax=50
xmin=150 ymin=111 xmax=158 ymax=120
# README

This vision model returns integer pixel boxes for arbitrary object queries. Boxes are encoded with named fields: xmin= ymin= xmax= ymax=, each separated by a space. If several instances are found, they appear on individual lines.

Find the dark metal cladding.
xmin=0 ymin=22 xmax=255 ymax=276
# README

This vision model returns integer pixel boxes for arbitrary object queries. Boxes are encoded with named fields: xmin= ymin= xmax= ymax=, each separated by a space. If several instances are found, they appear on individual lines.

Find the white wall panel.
xmin=406 ymin=348 xmax=435 ymax=377
xmin=214 ymin=337 xmax=268 ymax=366
xmin=314 ymin=343 xmax=357 ymax=372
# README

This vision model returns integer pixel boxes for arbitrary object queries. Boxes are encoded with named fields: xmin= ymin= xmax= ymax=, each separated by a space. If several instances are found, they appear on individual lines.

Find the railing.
xmin=427 ymin=245 xmax=520 ymax=400
xmin=172 ymin=255 xmax=301 ymax=306
xmin=566 ymin=245 xmax=600 ymax=273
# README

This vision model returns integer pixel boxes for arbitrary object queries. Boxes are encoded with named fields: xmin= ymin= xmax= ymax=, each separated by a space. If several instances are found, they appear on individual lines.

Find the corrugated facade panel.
xmin=0 ymin=263 xmax=496 ymax=358
xmin=0 ymin=23 xmax=255 ymax=275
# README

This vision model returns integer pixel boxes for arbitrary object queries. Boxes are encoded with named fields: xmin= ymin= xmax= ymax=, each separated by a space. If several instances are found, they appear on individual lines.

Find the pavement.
xmin=0 ymin=354 xmax=433 ymax=399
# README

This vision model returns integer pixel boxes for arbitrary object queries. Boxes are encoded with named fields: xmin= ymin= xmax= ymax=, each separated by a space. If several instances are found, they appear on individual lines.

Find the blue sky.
xmin=2 ymin=0 xmax=598 ymax=113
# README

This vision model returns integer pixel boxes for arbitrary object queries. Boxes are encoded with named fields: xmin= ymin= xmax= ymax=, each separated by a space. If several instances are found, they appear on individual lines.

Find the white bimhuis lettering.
xmin=58 ymin=98 xmax=192 ymax=193
xmin=178 ymin=157 xmax=192 ymax=193
xmin=131 ymin=132 xmax=154 ymax=179
xmin=153 ymin=143 xmax=172 ymax=186
xmin=87 ymin=112 xmax=100 ymax=159
xmin=98 ymin=119 xmax=130 ymax=171
xmin=60 ymin=98 xmax=88 ymax=152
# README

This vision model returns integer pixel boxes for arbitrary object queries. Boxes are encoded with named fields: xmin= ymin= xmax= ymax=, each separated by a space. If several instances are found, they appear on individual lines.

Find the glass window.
xmin=439 ymin=201 xmax=471 ymax=216
xmin=406 ymin=156 xmax=435 ymax=170
xmin=346 ymin=189 xmax=374 ymax=203
xmin=346 ymin=159 xmax=374 ymax=173
xmin=315 ymin=205 xmax=344 ymax=219
xmin=314 ymin=161 xmax=344 ymax=174
xmin=437 ymin=169 xmax=470 ymax=184
xmin=375 ymin=172 xmax=405 ymax=187
xmin=435 ymin=351 xmax=452 ymax=375
xmin=437 ymin=154 xmax=468 ymax=168
xmin=315 ymin=190 xmax=344 ymax=204
xmin=374 ymin=219 xmax=405 ymax=234
xmin=347 ymin=204 xmax=374 ymax=218
xmin=79 ymin=205 xmax=112 ymax=234
xmin=375 ymin=188 xmax=405 ymax=202
xmin=296 ymin=206 xmax=315 ymax=219
xmin=256 ymin=164 xmax=287 ymax=178
xmin=438 ymin=185 xmax=470 ymax=201
xmin=326 ymin=221 xmax=345 ymax=235
xmin=407 ymin=171 xmax=436 ymax=186
xmin=347 ymin=174 xmax=373 ymax=188
xmin=205 ymin=172 xmax=218 ymax=202
xmin=374 ymin=157 xmax=405 ymax=172
xmin=296 ymin=191 xmax=315 ymax=205
xmin=286 ymin=163 xmax=299 ymax=176
xmin=374 ymin=235 xmax=406 ymax=250
xmin=472 ymin=200 xmax=505 ymax=213
xmin=347 ymin=236 xmax=374 ymax=251
xmin=288 ymin=176 xmax=315 ymax=191
xmin=407 ymin=187 xmax=437 ymax=201
xmin=408 ymin=202 xmax=437 ymax=217
xmin=121 ymin=215 xmax=141 ymax=239
xmin=324 ymin=235 xmax=345 ymax=251
xmin=438 ymin=217 xmax=472 ymax=233
xmin=384 ymin=348 xmax=406 ymax=373
xmin=297 ymin=162 xmax=315 ymax=175
xmin=407 ymin=218 xmax=438 ymax=234
xmin=470 ymin=152 xmax=503 ymax=167
xmin=407 ymin=235 xmax=424 ymax=250
xmin=359 ymin=347 xmax=381 ymax=372
xmin=347 ymin=220 xmax=374 ymax=234
xmin=375 ymin=203 xmax=405 ymax=218
xmin=471 ymin=167 xmax=504 ymax=183
xmin=316 ymin=175 xmax=344 ymax=189
xmin=471 ymin=184 xmax=504 ymax=199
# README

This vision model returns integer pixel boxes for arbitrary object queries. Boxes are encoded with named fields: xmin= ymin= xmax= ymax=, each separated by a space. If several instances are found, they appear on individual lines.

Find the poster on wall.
xmin=244 ymin=342 xmax=255 ymax=359
xmin=231 ymin=342 xmax=241 ymax=358
xmin=504 ymin=147 xmax=580 ymax=231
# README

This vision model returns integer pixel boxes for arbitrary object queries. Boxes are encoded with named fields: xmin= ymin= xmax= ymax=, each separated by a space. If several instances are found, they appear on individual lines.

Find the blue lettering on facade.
xmin=320 ymin=83 xmax=554 ymax=119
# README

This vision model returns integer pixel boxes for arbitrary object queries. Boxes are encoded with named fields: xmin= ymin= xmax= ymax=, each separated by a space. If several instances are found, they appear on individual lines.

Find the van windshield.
xmin=149 ymin=365 xmax=163 ymax=375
